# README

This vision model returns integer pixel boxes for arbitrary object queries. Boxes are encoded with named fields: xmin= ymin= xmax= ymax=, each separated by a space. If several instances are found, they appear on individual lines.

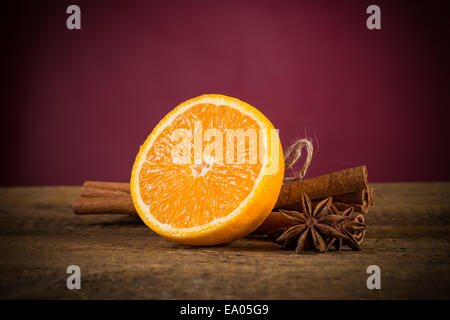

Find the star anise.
xmin=326 ymin=205 xmax=367 ymax=251
xmin=273 ymin=192 xmax=350 ymax=253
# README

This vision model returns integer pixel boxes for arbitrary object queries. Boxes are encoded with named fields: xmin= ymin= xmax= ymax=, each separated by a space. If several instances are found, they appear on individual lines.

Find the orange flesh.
xmin=138 ymin=103 xmax=263 ymax=228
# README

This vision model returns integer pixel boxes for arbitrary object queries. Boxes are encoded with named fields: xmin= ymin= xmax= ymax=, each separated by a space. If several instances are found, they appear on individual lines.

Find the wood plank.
xmin=0 ymin=183 xmax=449 ymax=299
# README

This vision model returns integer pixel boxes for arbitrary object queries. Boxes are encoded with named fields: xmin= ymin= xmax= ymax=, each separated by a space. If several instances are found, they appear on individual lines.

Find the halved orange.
xmin=130 ymin=94 xmax=284 ymax=245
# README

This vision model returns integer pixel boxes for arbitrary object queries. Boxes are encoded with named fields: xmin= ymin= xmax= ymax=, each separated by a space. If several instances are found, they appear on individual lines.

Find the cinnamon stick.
xmin=83 ymin=181 xmax=130 ymax=193
xmin=275 ymin=166 xmax=368 ymax=209
xmin=81 ymin=187 xmax=130 ymax=198
xmin=278 ymin=199 xmax=369 ymax=214
xmin=73 ymin=166 xmax=373 ymax=234
xmin=331 ymin=202 xmax=368 ymax=213
xmin=77 ymin=166 xmax=369 ymax=203
xmin=333 ymin=189 xmax=370 ymax=205
xmin=73 ymin=196 xmax=136 ymax=215
xmin=252 ymin=211 xmax=295 ymax=234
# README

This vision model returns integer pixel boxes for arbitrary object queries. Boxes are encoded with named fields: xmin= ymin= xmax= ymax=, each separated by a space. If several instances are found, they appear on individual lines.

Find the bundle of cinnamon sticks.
xmin=73 ymin=166 xmax=373 ymax=234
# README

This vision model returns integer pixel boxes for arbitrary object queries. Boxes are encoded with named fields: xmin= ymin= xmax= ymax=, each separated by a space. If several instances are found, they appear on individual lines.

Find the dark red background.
xmin=1 ymin=0 xmax=449 ymax=186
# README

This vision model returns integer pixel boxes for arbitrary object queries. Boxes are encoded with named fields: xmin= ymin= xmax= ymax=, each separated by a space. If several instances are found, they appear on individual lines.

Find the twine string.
xmin=283 ymin=138 xmax=313 ymax=182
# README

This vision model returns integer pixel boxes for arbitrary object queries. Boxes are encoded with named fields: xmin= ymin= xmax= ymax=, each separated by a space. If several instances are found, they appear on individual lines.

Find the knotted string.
xmin=283 ymin=138 xmax=313 ymax=182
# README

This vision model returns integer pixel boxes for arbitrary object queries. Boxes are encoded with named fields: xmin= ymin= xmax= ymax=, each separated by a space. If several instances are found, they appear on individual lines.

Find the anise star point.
xmin=275 ymin=193 xmax=348 ymax=253
xmin=327 ymin=204 xmax=367 ymax=251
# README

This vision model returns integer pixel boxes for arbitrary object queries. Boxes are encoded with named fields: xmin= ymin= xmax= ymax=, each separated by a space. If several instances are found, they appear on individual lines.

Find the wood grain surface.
xmin=0 ymin=183 xmax=449 ymax=299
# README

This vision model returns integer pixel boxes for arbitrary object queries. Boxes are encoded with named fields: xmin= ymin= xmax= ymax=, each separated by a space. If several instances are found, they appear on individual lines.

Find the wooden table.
xmin=0 ymin=183 xmax=449 ymax=299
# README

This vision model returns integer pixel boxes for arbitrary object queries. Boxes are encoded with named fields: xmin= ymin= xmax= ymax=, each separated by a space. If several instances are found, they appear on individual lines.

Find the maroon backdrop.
xmin=1 ymin=0 xmax=449 ymax=186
